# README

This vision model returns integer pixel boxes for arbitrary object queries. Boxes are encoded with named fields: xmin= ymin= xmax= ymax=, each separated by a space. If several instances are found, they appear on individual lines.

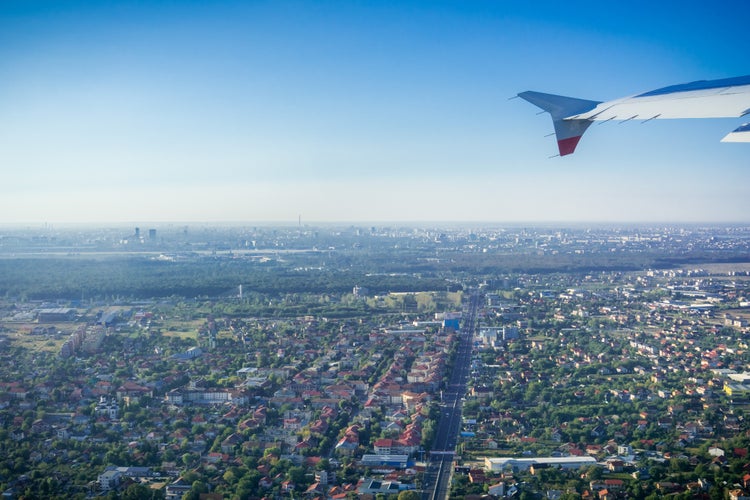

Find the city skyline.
xmin=1 ymin=0 xmax=748 ymax=224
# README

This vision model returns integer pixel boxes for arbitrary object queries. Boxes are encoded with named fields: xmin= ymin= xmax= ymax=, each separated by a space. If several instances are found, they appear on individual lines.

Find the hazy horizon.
xmin=2 ymin=219 xmax=750 ymax=231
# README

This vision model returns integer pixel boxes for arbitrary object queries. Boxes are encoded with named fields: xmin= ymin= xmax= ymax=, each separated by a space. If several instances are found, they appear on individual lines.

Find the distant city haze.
xmin=1 ymin=1 xmax=748 ymax=224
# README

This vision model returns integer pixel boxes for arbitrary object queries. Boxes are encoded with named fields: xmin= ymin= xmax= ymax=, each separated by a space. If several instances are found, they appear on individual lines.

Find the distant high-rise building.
xmin=135 ymin=227 xmax=140 ymax=239
xmin=148 ymin=229 xmax=156 ymax=241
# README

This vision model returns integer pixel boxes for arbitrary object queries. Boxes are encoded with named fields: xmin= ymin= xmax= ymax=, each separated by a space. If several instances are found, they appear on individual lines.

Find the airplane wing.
xmin=518 ymin=75 xmax=750 ymax=156
xmin=722 ymin=122 xmax=750 ymax=143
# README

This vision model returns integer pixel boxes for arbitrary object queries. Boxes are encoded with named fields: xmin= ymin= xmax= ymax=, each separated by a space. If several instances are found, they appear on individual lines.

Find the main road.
xmin=421 ymin=291 xmax=479 ymax=500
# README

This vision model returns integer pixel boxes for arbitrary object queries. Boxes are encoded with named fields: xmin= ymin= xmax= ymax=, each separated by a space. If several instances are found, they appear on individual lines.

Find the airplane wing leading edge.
xmin=518 ymin=75 xmax=750 ymax=156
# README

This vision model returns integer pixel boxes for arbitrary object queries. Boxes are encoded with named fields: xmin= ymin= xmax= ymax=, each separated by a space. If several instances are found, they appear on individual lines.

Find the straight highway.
xmin=421 ymin=291 xmax=479 ymax=500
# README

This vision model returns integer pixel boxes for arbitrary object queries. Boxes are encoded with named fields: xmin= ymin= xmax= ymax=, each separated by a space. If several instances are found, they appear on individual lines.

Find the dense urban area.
xmin=1 ymin=223 xmax=750 ymax=500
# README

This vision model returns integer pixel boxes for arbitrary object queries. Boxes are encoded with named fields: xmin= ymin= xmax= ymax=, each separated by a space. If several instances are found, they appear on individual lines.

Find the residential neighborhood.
xmin=0 ymin=223 xmax=749 ymax=499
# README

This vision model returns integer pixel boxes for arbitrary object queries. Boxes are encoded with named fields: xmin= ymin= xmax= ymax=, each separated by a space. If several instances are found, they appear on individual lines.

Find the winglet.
xmin=553 ymin=119 xmax=594 ymax=156
xmin=518 ymin=91 xmax=601 ymax=156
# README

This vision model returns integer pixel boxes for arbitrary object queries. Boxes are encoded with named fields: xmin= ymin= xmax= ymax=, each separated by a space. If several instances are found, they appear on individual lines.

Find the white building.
xmin=98 ymin=469 xmax=122 ymax=491
xmin=95 ymin=397 xmax=119 ymax=420
xmin=485 ymin=456 xmax=596 ymax=472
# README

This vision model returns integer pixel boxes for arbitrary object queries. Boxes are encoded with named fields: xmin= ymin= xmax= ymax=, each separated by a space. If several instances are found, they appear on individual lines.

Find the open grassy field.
xmin=3 ymin=323 xmax=71 ymax=352
xmin=157 ymin=318 xmax=203 ymax=340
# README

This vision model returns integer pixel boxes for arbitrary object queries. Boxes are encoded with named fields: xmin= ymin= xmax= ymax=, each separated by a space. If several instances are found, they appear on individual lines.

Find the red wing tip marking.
xmin=558 ymin=136 xmax=582 ymax=156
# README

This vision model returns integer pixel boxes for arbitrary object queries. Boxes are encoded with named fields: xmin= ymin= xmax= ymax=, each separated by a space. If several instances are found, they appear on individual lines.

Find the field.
xmin=2 ymin=322 xmax=72 ymax=352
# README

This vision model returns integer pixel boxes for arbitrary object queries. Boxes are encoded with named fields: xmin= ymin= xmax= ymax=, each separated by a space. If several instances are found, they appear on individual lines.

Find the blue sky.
xmin=1 ymin=0 xmax=748 ymax=224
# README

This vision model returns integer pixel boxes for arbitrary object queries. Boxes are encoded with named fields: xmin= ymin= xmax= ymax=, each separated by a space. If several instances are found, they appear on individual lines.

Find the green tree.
xmin=709 ymin=485 xmax=724 ymax=500
xmin=398 ymin=491 xmax=421 ymax=500
xmin=123 ymin=483 xmax=161 ymax=500
xmin=287 ymin=466 xmax=307 ymax=486
xmin=184 ymin=480 xmax=208 ymax=500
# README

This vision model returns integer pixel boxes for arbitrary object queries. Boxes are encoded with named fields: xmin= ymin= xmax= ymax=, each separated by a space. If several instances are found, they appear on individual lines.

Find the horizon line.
xmin=2 ymin=220 xmax=750 ymax=229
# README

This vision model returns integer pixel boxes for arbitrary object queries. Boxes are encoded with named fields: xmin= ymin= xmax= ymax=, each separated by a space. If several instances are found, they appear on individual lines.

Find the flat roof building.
xmin=485 ymin=456 xmax=596 ymax=472
xmin=360 ymin=454 xmax=409 ymax=469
